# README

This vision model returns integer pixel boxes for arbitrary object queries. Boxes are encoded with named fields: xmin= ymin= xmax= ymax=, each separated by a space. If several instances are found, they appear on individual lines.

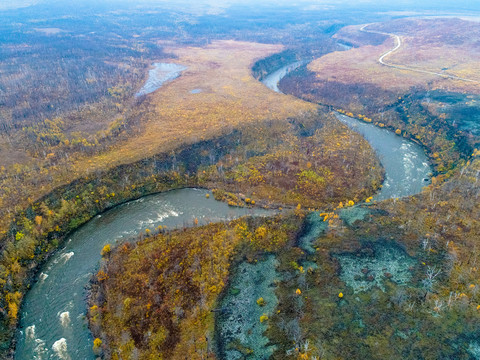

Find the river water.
xmin=135 ymin=62 xmax=187 ymax=97
xmin=260 ymin=61 xmax=304 ymax=94
xmin=15 ymin=189 xmax=271 ymax=360
xmin=261 ymin=62 xmax=431 ymax=201
xmin=335 ymin=113 xmax=431 ymax=201
xmin=216 ymin=114 xmax=431 ymax=357
xmin=215 ymin=61 xmax=433 ymax=359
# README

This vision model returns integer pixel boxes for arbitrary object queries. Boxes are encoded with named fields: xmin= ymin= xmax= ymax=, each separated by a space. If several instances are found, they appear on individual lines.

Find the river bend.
xmin=15 ymin=189 xmax=270 ymax=360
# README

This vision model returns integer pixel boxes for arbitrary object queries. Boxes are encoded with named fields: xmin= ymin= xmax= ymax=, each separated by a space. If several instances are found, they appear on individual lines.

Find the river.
xmin=15 ymin=189 xmax=271 ymax=360
xmin=262 ymin=62 xmax=431 ymax=201
xmin=216 ymin=114 xmax=431 ymax=357
xmin=16 ymin=60 xmax=432 ymax=360
xmin=335 ymin=113 xmax=430 ymax=201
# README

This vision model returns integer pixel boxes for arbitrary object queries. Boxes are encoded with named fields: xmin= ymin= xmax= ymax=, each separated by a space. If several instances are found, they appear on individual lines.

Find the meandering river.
xmin=335 ymin=113 xmax=430 ymax=201
xmin=15 ymin=189 xmax=271 ymax=360
xmin=16 ymin=59 xmax=432 ymax=360
xmin=262 ymin=61 xmax=431 ymax=201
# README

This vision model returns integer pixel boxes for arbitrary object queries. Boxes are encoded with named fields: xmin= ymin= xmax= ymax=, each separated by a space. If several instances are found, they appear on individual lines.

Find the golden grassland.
xmin=0 ymin=40 xmax=314 ymax=236
xmin=87 ymin=41 xmax=315 ymax=167
xmin=311 ymin=18 xmax=480 ymax=95
xmin=371 ymin=18 xmax=480 ymax=87
xmin=309 ymin=35 xmax=434 ymax=92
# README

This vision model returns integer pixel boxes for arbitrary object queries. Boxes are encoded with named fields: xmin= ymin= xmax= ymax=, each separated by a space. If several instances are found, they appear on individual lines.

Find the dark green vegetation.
xmin=252 ymin=50 xmax=305 ymax=81
xmin=426 ymin=90 xmax=480 ymax=136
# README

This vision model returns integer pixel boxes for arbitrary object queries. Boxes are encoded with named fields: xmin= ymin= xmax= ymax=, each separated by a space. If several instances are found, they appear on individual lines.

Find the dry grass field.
xmin=310 ymin=18 xmax=480 ymax=95
xmin=279 ymin=17 xmax=480 ymax=179
xmin=86 ymin=41 xmax=315 ymax=168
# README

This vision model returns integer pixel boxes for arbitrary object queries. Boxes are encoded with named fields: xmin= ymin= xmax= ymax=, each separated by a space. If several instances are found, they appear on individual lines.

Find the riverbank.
xmin=5 ymin=12 xmax=480 ymax=360
xmin=257 ymin=29 xmax=480 ymax=358
xmin=213 ymin=111 xmax=432 ymax=359
xmin=4 ymin=39 xmax=380 ymax=359
xmin=87 ymin=213 xmax=302 ymax=359
xmin=14 ymin=26 xmax=470 ymax=358
xmin=278 ymin=20 xmax=479 ymax=179
xmin=268 ymin=155 xmax=480 ymax=358
xmin=3 ymin=128 xmax=249 ymax=358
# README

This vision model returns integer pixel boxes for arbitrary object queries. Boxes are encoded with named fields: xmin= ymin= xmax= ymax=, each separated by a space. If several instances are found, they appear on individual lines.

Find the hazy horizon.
xmin=3 ymin=0 xmax=480 ymax=12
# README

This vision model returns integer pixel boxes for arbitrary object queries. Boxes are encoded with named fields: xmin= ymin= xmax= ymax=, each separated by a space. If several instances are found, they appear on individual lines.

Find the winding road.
xmin=360 ymin=24 xmax=480 ymax=84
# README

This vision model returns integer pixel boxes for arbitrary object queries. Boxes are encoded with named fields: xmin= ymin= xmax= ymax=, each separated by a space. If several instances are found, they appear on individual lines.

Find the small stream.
xmin=15 ymin=189 xmax=271 ymax=360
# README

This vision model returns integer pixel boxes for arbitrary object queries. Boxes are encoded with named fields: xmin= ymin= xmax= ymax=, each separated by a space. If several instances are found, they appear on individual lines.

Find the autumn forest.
xmin=2 ymin=0 xmax=480 ymax=359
